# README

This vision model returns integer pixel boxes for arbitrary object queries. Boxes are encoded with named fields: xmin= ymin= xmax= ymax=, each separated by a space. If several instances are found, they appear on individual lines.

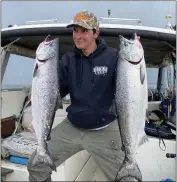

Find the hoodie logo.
xmin=93 ymin=66 xmax=108 ymax=75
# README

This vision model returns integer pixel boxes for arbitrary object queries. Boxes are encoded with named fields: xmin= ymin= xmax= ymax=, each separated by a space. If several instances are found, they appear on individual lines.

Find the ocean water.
xmin=2 ymin=55 xmax=158 ymax=90
xmin=2 ymin=69 xmax=158 ymax=90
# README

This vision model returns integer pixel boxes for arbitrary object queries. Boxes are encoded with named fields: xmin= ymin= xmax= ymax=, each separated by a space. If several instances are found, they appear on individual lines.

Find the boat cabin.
xmin=1 ymin=17 xmax=176 ymax=181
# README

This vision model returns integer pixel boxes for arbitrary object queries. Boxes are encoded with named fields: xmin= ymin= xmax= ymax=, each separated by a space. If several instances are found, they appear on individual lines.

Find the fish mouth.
xmin=37 ymin=58 xmax=47 ymax=62
xmin=45 ymin=34 xmax=52 ymax=40
xmin=125 ymin=56 xmax=143 ymax=65
xmin=44 ymin=41 xmax=53 ymax=45
xmin=36 ymin=36 xmax=57 ymax=62
xmin=41 ymin=35 xmax=54 ymax=47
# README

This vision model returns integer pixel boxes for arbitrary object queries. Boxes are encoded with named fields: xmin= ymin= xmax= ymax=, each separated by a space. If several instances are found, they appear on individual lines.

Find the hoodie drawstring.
xmin=77 ymin=55 xmax=83 ymax=87
xmin=74 ymin=39 xmax=107 ymax=88
xmin=77 ymin=54 xmax=95 ymax=87
xmin=91 ymin=54 xmax=95 ymax=86
xmin=79 ymin=55 xmax=83 ymax=87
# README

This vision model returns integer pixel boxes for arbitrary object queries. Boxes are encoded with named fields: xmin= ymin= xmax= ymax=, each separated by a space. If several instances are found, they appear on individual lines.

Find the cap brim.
xmin=66 ymin=22 xmax=93 ymax=29
xmin=66 ymin=23 xmax=74 ymax=28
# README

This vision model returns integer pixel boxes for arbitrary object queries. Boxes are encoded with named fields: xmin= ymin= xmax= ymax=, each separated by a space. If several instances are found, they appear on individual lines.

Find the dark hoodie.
xmin=59 ymin=38 xmax=118 ymax=129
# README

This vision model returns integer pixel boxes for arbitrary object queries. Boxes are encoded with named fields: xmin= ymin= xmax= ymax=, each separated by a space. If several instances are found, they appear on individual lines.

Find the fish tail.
xmin=115 ymin=161 xmax=142 ymax=182
xmin=31 ymin=148 xmax=56 ymax=172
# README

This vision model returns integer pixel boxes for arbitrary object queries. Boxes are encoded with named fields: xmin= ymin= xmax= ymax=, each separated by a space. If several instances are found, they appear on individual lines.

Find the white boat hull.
xmin=1 ymin=136 xmax=175 ymax=181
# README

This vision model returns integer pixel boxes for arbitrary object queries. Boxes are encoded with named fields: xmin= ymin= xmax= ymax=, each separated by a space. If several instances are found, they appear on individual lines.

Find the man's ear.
xmin=94 ymin=29 xmax=100 ymax=39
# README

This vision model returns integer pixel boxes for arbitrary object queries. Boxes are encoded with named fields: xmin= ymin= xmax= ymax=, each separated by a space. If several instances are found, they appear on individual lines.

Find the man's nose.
xmin=74 ymin=31 xmax=83 ymax=38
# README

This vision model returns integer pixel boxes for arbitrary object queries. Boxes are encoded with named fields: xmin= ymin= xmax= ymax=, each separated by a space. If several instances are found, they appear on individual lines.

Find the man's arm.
xmin=59 ymin=53 xmax=69 ymax=98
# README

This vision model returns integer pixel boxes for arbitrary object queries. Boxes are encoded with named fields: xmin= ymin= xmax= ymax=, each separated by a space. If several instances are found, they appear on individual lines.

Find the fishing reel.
xmin=166 ymin=153 xmax=176 ymax=158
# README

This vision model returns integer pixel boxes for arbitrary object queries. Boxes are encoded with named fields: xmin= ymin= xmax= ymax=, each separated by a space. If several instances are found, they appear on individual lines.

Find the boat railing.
xmin=24 ymin=19 xmax=59 ymax=25
xmin=14 ymin=17 xmax=142 ymax=26
xmin=98 ymin=17 xmax=143 ymax=25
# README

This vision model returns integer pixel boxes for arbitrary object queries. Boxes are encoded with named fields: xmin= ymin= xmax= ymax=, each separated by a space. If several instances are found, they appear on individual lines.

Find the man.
xmin=27 ymin=11 xmax=124 ymax=181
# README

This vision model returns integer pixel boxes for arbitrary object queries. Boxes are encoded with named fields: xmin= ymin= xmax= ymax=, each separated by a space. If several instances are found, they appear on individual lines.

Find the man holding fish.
xmin=27 ymin=10 xmax=148 ymax=182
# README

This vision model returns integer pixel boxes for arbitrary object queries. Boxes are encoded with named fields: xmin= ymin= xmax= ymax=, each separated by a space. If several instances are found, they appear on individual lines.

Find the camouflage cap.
xmin=66 ymin=11 xmax=99 ymax=30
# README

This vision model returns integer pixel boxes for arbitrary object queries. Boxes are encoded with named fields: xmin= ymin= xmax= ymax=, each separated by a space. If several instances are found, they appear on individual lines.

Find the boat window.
xmin=2 ymin=54 xmax=35 ymax=90
xmin=147 ymin=68 xmax=159 ymax=89
xmin=1 ymin=55 xmax=159 ymax=92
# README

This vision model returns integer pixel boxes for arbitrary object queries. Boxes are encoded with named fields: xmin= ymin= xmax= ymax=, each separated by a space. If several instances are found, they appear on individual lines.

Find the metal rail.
xmin=99 ymin=17 xmax=142 ymax=25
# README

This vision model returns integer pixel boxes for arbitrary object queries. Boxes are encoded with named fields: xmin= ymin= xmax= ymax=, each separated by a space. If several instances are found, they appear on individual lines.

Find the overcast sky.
xmin=1 ymin=1 xmax=176 ymax=88
xmin=2 ymin=1 xmax=176 ymax=28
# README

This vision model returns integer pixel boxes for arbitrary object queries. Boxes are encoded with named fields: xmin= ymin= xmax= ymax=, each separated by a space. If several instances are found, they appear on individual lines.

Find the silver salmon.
xmin=31 ymin=35 xmax=63 ymax=171
xmin=115 ymin=33 xmax=148 ymax=181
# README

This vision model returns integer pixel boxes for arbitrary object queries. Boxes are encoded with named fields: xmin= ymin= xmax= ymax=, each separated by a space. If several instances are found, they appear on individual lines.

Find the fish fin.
xmin=138 ymin=134 xmax=149 ymax=147
xmin=56 ymin=94 xmax=63 ymax=110
xmin=45 ymin=93 xmax=63 ymax=142
xmin=121 ymin=145 xmax=125 ymax=152
xmin=116 ymin=176 xmax=139 ymax=181
xmin=47 ymin=135 xmax=51 ymax=141
xmin=31 ymin=147 xmax=56 ymax=172
xmin=140 ymin=64 xmax=145 ymax=85
xmin=47 ymin=94 xmax=63 ymax=141
xmin=33 ymin=63 xmax=38 ymax=78
xmin=115 ymin=160 xmax=142 ymax=182
xmin=46 ymin=111 xmax=56 ymax=141
xmin=146 ymin=109 xmax=149 ymax=123
xmin=25 ymin=99 xmax=31 ymax=108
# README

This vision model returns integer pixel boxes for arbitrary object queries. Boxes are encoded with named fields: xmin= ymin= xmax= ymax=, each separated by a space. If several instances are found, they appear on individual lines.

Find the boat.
xmin=1 ymin=16 xmax=176 ymax=181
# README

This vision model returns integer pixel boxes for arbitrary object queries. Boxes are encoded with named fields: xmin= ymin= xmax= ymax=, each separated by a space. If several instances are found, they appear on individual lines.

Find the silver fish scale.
xmin=32 ymin=39 xmax=59 ymax=147
xmin=116 ymin=54 xmax=147 ymax=154
xmin=115 ymin=35 xmax=148 ymax=181
xmin=30 ymin=38 xmax=61 ymax=171
xmin=116 ymin=36 xmax=147 ymax=142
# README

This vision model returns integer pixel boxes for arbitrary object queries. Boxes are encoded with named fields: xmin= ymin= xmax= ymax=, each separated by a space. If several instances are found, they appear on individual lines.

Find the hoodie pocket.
xmin=93 ymin=73 xmax=109 ymax=87
xmin=68 ymin=106 xmax=106 ymax=129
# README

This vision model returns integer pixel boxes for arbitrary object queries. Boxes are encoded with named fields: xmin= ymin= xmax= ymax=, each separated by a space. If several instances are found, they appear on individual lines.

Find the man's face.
xmin=73 ymin=25 xmax=99 ymax=50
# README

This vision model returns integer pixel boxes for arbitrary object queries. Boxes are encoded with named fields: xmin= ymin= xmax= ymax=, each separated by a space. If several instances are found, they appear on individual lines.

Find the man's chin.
xmin=75 ymin=44 xmax=85 ymax=50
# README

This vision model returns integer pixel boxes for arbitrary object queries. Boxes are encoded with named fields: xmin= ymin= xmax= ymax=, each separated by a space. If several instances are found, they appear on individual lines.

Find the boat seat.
xmin=1 ymin=131 xmax=37 ymax=159
xmin=1 ymin=101 xmax=162 ymax=159
xmin=1 ymin=102 xmax=93 ymax=181
xmin=1 ymin=102 xmax=69 ymax=159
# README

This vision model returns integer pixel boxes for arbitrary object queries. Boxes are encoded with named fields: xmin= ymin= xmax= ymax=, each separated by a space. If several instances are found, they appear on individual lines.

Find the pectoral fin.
xmin=138 ymin=134 xmax=149 ymax=147
xmin=57 ymin=94 xmax=63 ymax=109
xmin=33 ymin=63 xmax=38 ymax=78
xmin=146 ymin=109 xmax=149 ymax=123
xmin=140 ymin=64 xmax=145 ymax=85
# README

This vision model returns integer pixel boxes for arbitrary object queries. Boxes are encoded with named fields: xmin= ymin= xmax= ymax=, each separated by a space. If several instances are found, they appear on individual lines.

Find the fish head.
xmin=119 ymin=33 xmax=144 ymax=65
xmin=36 ymin=35 xmax=59 ymax=64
